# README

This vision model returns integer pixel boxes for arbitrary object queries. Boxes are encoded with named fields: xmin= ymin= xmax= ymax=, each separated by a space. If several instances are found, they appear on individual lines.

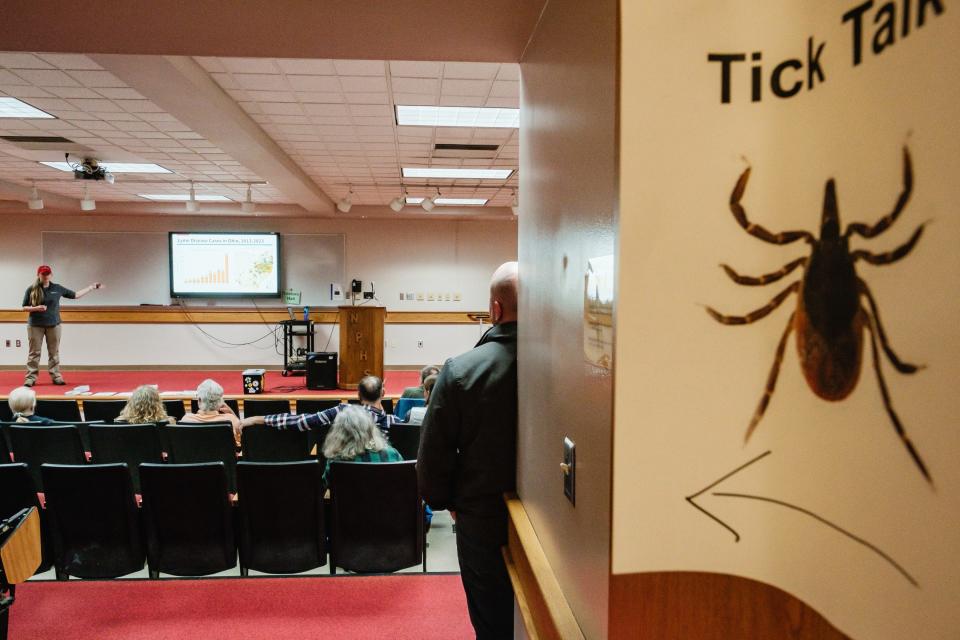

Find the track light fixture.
xmin=185 ymin=182 xmax=200 ymax=213
xmin=241 ymin=184 xmax=256 ymax=213
xmin=80 ymin=184 xmax=96 ymax=211
xmin=421 ymin=188 xmax=439 ymax=212
xmin=27 ymin=182 xmax=43 ymax=210
xmin=389 ymin=188 xmax=405 ymax=212
xmin=337 ymin=187 xmax=353 ymax=213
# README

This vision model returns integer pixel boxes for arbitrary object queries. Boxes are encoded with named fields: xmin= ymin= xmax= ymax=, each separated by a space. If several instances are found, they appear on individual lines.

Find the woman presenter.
xmin=21 ymin=265 xmax=102 ymax=387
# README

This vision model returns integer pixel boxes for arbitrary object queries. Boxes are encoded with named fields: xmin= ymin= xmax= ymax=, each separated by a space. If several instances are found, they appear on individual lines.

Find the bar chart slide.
xmin=170 ymin=233 xmax=279 ymax=296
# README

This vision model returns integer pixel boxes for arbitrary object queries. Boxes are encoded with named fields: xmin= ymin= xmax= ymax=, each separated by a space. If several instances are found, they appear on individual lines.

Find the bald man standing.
xmin=418 ymin=261 xmax=519 ymax=639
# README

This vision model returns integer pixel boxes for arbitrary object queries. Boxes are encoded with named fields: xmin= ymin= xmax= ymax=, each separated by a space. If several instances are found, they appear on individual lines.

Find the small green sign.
xmin=283 ymin=289 xmax=301 ymax=305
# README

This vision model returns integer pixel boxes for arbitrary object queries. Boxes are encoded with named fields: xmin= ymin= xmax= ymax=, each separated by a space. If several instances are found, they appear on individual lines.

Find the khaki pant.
xmin=26 ymin=324 xmax=63 ymax=383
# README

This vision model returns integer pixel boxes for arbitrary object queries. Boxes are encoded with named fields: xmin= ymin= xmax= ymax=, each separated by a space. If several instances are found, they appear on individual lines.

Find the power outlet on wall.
xmin=417 ymin=340 xmax=424 ymax=349
xmin=4 ymin=340 xmax=9 ymax=348
xmin=15 ymin=339 xmax=20 ymax=347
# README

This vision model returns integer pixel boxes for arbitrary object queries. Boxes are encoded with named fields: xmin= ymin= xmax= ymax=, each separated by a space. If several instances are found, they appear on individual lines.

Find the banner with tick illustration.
xmin=613 ymin=2 xmax=959 ymax=639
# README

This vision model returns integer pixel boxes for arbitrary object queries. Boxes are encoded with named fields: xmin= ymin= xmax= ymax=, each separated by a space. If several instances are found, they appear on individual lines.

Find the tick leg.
xmin=863 ymin=308 xmax=933 ymax=484
xmin=730 ymin=167 xmax=814 ymax=245
xmin=858 ymin=279 xmax=923 ymax=373
xmin=721 ymin=257 xmax=807 ymax=286
xmin=852 ymin=224 xmax=925 ymax=265
xmin=706 ymin=281 xmax=799 ymax=325
xmin=744 ymin=312 xmax=795 ymax=442
xmin=845 ymin=146 xmax=913 ymax=239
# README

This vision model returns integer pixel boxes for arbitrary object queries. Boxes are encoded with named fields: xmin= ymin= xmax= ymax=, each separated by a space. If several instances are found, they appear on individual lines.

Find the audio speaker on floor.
xmin=306 ymin=352 xmax=338 ymax=390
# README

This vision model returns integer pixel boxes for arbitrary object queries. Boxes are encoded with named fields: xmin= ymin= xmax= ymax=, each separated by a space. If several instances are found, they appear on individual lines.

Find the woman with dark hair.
xmin=21 ymin=264 xmax=102 ymax=387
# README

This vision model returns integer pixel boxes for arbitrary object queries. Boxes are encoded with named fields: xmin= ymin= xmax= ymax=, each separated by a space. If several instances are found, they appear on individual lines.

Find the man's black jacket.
xmin=417 ymin=321 xmax=517 ymax=516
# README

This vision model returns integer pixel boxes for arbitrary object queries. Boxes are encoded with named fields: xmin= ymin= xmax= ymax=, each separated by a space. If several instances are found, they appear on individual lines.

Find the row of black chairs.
xmin=0 ymin=421 xmax=424 ymax=493
xmin=0 ymin=397 xmax=395 ymax=424
xmin=0 ymin=460 xmax=426 ymax=580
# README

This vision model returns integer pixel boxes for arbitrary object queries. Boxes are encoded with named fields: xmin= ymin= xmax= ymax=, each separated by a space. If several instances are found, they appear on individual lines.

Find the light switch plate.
xmin=563 ymin=437 xmax=576 ymax=505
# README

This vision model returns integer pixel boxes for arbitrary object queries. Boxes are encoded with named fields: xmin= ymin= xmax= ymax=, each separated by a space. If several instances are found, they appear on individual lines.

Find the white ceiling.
xmin=0 ymin=52 xmax=519 ymax=214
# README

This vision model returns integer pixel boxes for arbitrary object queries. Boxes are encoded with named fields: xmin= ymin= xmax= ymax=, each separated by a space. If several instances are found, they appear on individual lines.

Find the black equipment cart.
xmin=280 ymin=319 xmax=315 ymax=376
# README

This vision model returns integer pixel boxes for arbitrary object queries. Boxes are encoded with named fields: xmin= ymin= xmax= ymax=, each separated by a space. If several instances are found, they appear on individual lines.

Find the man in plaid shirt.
xmin=239 ymin=375 xmax=398 ymax=438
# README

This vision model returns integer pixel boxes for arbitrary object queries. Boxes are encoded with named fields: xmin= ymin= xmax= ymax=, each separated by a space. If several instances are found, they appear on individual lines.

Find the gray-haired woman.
xmin=321 ymin=404 xmax=402 ymax=483
xmin=7 ymin=385 xmax=53 ymax=424
xmin=180 ymin=378 xmax=241 ymax=445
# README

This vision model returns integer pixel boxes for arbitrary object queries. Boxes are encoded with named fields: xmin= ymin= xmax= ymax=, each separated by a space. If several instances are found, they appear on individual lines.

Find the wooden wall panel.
xmin=609 ymin=572 xmax=851 ymax=640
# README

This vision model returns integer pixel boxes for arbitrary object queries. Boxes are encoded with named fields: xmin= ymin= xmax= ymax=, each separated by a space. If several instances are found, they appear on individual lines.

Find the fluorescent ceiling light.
xmin=402 ymin=167 xmax=513 ymax=180
xmin=406 ymin=197 xmax=488 ymax=206
xmin=396 ymin=105 xmax=519 ymax=128
xmin=0 ymin=97 xmax=55 ymax=119
xmin=41 ymin=161 xmax=171 ymax=173
xmin=138 ymin=194 xmax=231 ymax=202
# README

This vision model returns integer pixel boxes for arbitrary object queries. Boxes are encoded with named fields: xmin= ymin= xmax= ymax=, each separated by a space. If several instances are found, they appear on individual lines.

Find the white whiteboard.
xmin=42 ymin=231 xmax=345 ymax=307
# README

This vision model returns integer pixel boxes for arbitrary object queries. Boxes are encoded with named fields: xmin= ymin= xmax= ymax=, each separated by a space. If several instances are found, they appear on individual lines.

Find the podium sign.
xmin=337 ymin=306 xmax=385 ymax=389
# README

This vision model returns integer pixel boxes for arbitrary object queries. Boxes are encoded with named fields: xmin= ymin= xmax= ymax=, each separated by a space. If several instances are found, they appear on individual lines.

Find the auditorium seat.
xmin=0 ymin=402 xmax=12 ymax=422
xmin=163 ymin=399 xmax=186 ymax=421
xmin=35 ymin=399 xmax=82 ymax=423
xmin=392 ymin=398 xmax=424 ymax=422
xmin=0 ymin=424 xmax=12 ymax=463
xmin=241 ymin=425 xmax=314 ymax=462
xmin=191 ymin=398 xmax=240 ymax=416
xmin=327 ymin=460 xmax=426 ymax=574
xmin=140 ymin=462 xmax=237 ymax=578
xmin=41 ymin=463 xmax=146 ymax=580
xmin=81 ymin=399 xmax=127 ymax=423
xmin=0 ymin=463 xmax=52 ymax=574
xmin=165 ymin=424 xmax=238 ymax=492
xmin=236 ymin=460 xmax=326 ymax=575
xmin=242 ymin=398 xmax=292 ymax=418
xmin=388 ymin=423 xmax=422 ymax=461
xmin=8 ymin=425 xmax=86 ymax=491
xmin=295 ymin=398 xmax=340 ymax=414
xmin=89 ymin=423 xmax=164 ymax=493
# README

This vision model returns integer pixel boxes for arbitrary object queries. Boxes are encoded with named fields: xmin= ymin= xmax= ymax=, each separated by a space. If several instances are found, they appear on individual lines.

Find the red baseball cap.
xmin=37 ymin=265 xmax=52 ymax=275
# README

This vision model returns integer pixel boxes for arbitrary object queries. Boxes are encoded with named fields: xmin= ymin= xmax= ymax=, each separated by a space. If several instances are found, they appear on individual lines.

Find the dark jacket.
xmin=417 ymin=321 xmax=517 ymax=516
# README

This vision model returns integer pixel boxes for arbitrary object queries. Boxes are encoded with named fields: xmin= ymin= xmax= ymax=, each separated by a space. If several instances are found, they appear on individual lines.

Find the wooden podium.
xmin=338 ymin=306 xmax=385 ymax=389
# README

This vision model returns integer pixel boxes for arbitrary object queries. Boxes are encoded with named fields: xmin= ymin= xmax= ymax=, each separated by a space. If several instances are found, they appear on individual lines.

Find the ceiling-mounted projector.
xmin=71 ymin=156 xmax=114 ymax=184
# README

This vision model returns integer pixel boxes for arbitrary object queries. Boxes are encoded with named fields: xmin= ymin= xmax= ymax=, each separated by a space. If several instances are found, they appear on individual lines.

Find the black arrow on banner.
xmin=685 ymin=450 xmax=918 ymax=587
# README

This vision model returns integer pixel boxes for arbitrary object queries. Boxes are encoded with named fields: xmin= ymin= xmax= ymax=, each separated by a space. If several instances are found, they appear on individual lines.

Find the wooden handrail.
xmin=504 ymin=493 xmax=585 ymax=640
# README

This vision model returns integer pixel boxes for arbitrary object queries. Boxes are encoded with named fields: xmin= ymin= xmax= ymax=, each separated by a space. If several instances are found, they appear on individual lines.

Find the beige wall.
xmin=0 ymin=213 xmax=516 ymax=367
xmin=517 ymin=0 xmax=617 ymax=637
xmin=614 ymin=2 xmax=959 ymax=639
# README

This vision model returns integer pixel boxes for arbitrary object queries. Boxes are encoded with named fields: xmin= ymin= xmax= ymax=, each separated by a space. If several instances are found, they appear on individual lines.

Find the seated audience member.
xmin=400 ymin=365 xmax=440 ymax=399
xmin=7 ymin=386 xmax=54 ymax=424
xmin=117 ymin=385 xmax=175 ymax=425
xmin=241 ymin=375 xmax=398 ymax=438
xmin=405 ymin=373 xmax=437 ymax=426
xmin=181 ymin=378 xmax=242 ymax=445
xmin=321 ymin=405 xmax=403 ymax=483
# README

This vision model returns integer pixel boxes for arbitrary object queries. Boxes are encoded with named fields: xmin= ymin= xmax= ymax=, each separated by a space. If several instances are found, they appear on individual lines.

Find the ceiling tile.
xmin=13 ymin=69 xmax=79 ymax=87
xmin=287 ymin=75 xmax=340 ymax=92
xmin=392 ymin=92 xmax=437 ymax=106
xmin=234 ymin=74 xmax=289 ymax=91
xmin=391 ymin=77 xmax=439 ymax=94
xmin=339 ymin=76 xmax=388 ymax=93
xmin=333 ymin=60 xmax=385 ymax=76
xmin=48 ymin=86 xmax=101 ymax=99
xmin=302 ymin=103 xmax=349 ymax=117
xmin=260 ymin=102 xmax=305 ymax=116
xmin=439 ymin=95 xmax=485 ymax=107
xmin=441 ymin=79 xmax=492 ymax=97
xmin=69 ymin=98 xmax=123 ymax=112
xmin=484 ymin=96 xmax=519 ymax=108
xmin=295 ymin=91 xmax=345 ymax=104
xmin=35 ymin=53 xmax=103 ymax=70
xmin=496 ymin=65 xmax=520 ymax=81
xmin=443 ymin=62 xmax=500 ymax=80
xmin=95 ymin=88 xmax=146 ymax=100
xmin=0 ymin=53 xmax=53 ymax=69
xmin=67 ymin=70 xmax=126 ymax=88
xmin=276 ymin=59 xmax=337 ymax=75
xmin=244 ymin=90 xmax=296 ymax=102
xmin=489 ymin=81 xmax=519 ymax=98
xmin=389 ymin=61 xmax=443 ymax=78
xmin=193 ymin=57 xmax=226 ymax=73
xmin=220 ymin=58 xmax=279 ymax=74
xmin=344 ymin=92 xmax=389 ymax=105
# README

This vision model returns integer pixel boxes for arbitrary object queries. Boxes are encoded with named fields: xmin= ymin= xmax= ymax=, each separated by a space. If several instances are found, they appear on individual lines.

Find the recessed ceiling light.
xmin=396 ymin=105 xmax=519 ymax=128
xmin=405 ymin=197 xmax=488 ymax=206
xmin=138 ymin=194 xmax=231 ymax=202
xmin=402 ymin=167 xmax=513 ymax=180
xmin=41 ymin=161 xmax=171 ymax=173
xmin=0 ymin=97 xmax=55 ymax=119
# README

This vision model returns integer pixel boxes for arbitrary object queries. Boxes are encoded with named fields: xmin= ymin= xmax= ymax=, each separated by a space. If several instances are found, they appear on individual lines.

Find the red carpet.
xmin=0 ymin=370 xmax=420 ymax=397
xmin=9 ymin=575 xmax=473 ymax=640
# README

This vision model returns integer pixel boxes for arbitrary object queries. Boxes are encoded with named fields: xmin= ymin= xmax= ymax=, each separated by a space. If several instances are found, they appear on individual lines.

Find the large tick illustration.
xmin=706 ymin=147 xmax=931 ymax=483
